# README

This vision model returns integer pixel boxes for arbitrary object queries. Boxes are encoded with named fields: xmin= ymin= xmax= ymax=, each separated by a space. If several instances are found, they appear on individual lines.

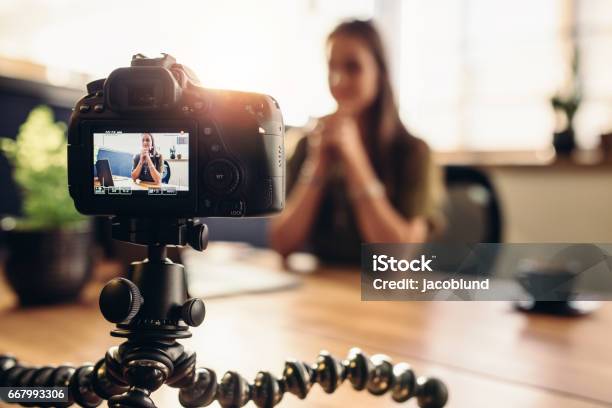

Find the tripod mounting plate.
xmin=111 ymin=217 xmax=208 ymax=250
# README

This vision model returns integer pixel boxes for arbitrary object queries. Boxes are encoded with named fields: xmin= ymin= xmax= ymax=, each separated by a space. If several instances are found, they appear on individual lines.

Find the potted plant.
xmin=0 ymin=106 xmax=92 ymax=305
xmin=551 ymin=46 xmax=581 ymax=156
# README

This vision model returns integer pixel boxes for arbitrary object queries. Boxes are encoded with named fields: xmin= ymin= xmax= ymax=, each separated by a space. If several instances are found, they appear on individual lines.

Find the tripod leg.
xmin=165 ymin=349 xmax=197 ymax=389
xmin=177 ymin=348 xmax=448 ymax=408
xmin=177 ymin=367 xmax=218 ymax=408
xmin=105 ymin=341 xmax=198 ymax=408
xmin=0 ymin=353 xmax=128 ymax=408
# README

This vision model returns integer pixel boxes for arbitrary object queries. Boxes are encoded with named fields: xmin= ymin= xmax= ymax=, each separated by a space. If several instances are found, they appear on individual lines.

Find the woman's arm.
xmin=343 ymin=149 xmax=428 ymax=243
xmin=131 ymin=156 xmax=143 ymax=181
xmin=325 ymin=114 xmax=428 ymax=243
xmin=146 ymin=155 xmax=162 ymax=184
xmin=269 ymin=155 xmax=328 ymax=257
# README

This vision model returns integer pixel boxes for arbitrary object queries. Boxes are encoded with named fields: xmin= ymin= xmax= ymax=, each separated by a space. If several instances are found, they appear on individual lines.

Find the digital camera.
xmin=68 ymin=53 xmax=285 ymax=217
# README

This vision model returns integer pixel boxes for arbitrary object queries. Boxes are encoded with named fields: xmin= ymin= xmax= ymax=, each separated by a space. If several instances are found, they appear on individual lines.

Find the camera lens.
xmin=204 ymin=159 xmax=240 ymax=194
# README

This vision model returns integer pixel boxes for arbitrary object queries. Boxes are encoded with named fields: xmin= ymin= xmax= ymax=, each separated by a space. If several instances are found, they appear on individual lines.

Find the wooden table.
xmin=1 ymin=247 xmax=611 ymax=408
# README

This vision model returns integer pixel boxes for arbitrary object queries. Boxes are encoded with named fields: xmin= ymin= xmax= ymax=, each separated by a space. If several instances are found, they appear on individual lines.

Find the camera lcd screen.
xmin=93 ymin=131 xmax=189 ymax=196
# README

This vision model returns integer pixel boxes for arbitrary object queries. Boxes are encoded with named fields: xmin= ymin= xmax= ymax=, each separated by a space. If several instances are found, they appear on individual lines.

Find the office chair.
xmin=426 ymin=165 xmax=503 ymax=277
xmin=162 ymin=160 xmax=171 ymax=184
xmin=438 ymin=165 xmax=503 ymax=244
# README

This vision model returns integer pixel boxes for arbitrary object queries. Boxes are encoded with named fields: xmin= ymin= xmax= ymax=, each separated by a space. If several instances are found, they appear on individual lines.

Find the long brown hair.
xmin=327 ymin=20 xmax=410 ymax=182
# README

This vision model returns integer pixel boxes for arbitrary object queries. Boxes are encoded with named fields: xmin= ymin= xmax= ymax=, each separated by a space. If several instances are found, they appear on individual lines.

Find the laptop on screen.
xmin=95 ymin=159 xmax=114 ymax=187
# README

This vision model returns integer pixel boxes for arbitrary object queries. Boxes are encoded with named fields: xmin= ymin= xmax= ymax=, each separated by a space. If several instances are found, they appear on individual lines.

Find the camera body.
xmin=68 ymin=54 xmax=285 ymax=217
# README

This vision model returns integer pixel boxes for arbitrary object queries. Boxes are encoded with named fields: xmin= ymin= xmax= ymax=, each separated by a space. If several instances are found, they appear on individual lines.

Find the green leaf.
xmin=0 ymin=105 xmax=86 ymax=230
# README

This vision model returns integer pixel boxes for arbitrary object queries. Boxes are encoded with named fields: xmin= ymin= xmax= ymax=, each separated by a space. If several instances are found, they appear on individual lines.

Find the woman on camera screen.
xmin=270 ymin=20 xmax=445 ymax=264
xmin=131 ymin=132 xmax=163 ymax=185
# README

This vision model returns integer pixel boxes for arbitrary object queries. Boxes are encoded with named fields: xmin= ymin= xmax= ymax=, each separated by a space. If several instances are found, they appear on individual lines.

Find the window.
xmin=1 ymin=0 xmax=610 ymax=151
xmin=576 ymin=0 xmax=612 ymax=148
xmin=0 ymin=0 xmax=375 ymax=125
xmin=399 ymin=0 xmax=566 ymax=151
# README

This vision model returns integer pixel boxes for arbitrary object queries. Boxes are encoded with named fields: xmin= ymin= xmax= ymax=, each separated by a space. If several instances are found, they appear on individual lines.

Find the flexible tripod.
xmin=0 ymin=217 xmax=448 ymax=408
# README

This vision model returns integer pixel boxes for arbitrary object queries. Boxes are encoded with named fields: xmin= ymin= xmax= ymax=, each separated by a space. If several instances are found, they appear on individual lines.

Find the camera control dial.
xmin=204 ymin=159 xmax=240 ymax=194
xmin=99 ymin=278 xmax=143 ymax=324
xmin=181 ymin=298 xmax=206 ymax=327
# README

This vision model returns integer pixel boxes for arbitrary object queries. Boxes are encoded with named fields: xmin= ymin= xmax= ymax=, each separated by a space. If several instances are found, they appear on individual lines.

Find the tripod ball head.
xmin=99 ymin=262 xmax=204 ymax=331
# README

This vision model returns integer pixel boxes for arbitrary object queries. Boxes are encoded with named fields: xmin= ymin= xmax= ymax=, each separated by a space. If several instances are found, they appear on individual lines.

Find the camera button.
xmin=79 ymin=105 xmax=90 ymax=113
xmin=205 ymin=159 xmax=239 ymax=194
xmin=94 ymin=104 xmax=104 ymax=113
xmin=218 ymin=200 xmax=245 ymax=217
xmin=201 ymin=196 xmax=214 ymax=209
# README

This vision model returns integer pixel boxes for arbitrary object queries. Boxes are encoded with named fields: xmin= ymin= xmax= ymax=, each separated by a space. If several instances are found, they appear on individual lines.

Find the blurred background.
xmin=2 ymin=0 xmax=612 ymax=245
xmin=0 ymin=5 xmax=610 ymax=405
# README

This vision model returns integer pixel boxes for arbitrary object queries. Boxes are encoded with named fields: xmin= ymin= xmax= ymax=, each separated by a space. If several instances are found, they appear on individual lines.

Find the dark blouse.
xmin=286 ymin=134 xmax=444 ymax=264
xmin=132 ymin=153 xmax=163 ymax=183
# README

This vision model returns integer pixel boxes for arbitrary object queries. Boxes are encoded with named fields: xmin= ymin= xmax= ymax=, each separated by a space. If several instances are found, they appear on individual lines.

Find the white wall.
xmin=487 ymin=166 xmax=612 ymax=242
xmin=93 ymin=132 xmax=189 ymax=159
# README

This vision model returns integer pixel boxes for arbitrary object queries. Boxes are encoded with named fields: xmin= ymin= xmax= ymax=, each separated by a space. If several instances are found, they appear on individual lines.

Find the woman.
xmin=131 ymin=132 xmax=163 ymax=185
xmin=269 ymin=20 xmax=444 ymax=264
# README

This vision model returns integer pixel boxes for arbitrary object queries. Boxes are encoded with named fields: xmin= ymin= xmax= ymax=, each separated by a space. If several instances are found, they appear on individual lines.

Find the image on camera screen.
xmin=93 ymin=131 xmax=189 ymax=196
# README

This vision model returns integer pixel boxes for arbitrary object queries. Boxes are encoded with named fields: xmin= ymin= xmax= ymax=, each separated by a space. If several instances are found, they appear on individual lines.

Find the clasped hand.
xmin=140 ymin=148 xmax=151 ymax=164
xmin=308 ymin=112 xmax=368 ymax=167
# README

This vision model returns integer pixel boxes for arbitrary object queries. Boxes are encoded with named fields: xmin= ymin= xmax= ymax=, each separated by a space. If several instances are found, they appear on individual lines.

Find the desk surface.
xmin=94 ymin=176 xmax=187 ymax=191
xmin=0 ymin=246 xmax=611 ymax=408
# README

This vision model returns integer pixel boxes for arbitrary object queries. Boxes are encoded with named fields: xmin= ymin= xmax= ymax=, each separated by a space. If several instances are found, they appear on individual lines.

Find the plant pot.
xmin=553 ymin=128 xmax=576 ymax=156
xmin=3 ymin=221 xmax=93 ymax=306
